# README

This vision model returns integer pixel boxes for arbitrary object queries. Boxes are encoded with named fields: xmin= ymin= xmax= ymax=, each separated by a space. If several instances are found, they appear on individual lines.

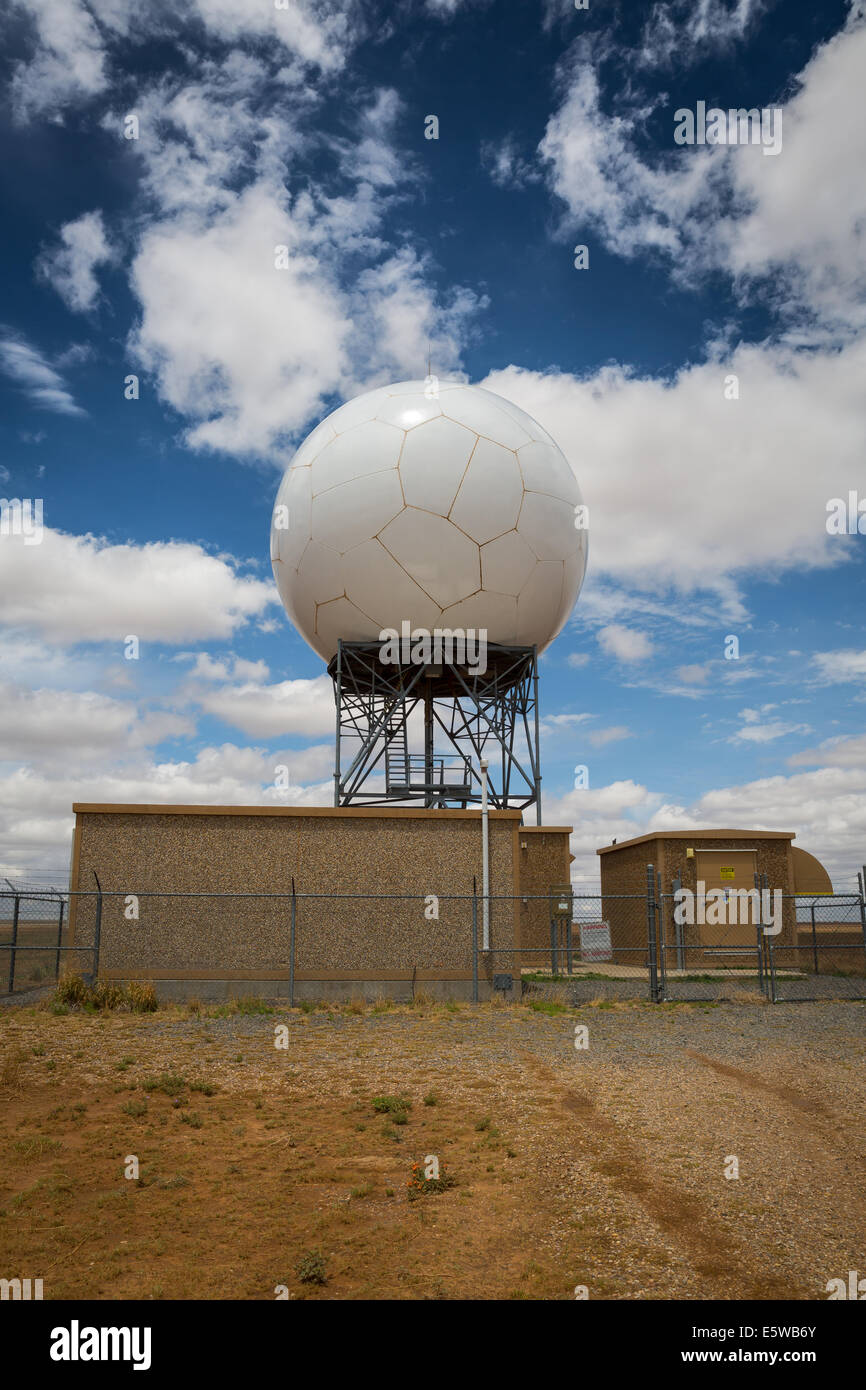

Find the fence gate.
xmin=767 ymin=894 xmax=866 ymax=1001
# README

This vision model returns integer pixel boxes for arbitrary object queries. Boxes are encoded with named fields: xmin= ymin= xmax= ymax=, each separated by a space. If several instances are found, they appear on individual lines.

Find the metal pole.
xmin=755 ymin=922 xmax=765 ymax=997
xmin=55 ymin=897 xmax=65 ymax=980
xmin=673 ymin=876 xmax=684 ymax=972
xmin=810 ymin=903 xmax=819 ymax=975
xmin=656 ymin=869 xmax=667 ymax=1000
xmin=290 ymin=876 xmax=296 ymax=1008
xmin=645 ymin=864 xmax=658 ymax=1002
xmin=480 ymin=758 xmax=490 ymax=952
xmin=471 ymin=877 xmax=478 ymax=1004
xmin=7 ymin=894 xmax=19 ymax=994
xmin=767 ymin=931 xmax=778 ymax=1003
xmin=333 ymin=641 xmax=342 ymax=807
xmin=424 ymin=681 xmax=434 ymax=809
xmin=566 ymin=914 xmax=573 ymax=975
xmin=550 ymin=912 xmax=557 ymax=976
xmin=532 ymin=646 xmax=542 ymax=825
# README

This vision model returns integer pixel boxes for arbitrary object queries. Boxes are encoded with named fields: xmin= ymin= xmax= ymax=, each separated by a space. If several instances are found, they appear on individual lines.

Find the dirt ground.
xmin=1 ymin=994 xmax=864 ymax=1300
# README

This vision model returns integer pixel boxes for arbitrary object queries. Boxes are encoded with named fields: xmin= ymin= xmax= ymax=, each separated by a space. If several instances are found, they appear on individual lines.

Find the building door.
xmin=695 ymin=850 xmax=759 ymax=947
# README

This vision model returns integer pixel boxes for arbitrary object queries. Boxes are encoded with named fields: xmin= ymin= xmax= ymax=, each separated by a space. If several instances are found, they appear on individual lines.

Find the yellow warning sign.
xmin=720 ymin=867 xmax=736 ymax=880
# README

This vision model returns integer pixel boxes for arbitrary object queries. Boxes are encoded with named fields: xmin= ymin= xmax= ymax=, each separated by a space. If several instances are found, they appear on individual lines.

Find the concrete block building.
xmin=67 ymin=803 xmax=573 ymax=1000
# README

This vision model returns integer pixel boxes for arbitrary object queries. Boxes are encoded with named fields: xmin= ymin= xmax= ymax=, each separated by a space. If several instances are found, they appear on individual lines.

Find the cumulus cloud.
xmin=0 ymin=529 xmax=276 ymax=644
xmin=123 ymin=73 xmax=483 ymax=457
xmin=0 ymin=681 xmax=193 ymax=762
xmin=480 ymin=335 xmax=865 ymax=613
xmin=36 ymin=211 xmax=113 ymax=312
xmin=539 ymin=7 xmax=866 ymax=335
xmin=597 ymin=625 xmax=654 ymax=662
xmin=190 ymin=673 xmax=336 ymax=737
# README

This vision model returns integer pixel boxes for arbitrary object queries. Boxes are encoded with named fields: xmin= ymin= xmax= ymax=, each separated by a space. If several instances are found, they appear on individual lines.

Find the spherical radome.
xmin=271 ymin=380 xmax=588 ymax=662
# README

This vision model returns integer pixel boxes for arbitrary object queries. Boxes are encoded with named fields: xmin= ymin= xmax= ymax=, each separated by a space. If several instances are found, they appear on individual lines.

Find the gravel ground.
xmin=2 ymin=996 xmax=864 ymax=1299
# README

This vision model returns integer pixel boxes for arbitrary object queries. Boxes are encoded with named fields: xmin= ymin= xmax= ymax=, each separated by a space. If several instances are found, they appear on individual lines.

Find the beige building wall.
xmin=513 ymin=826 xmax=574 ymax=968
xmin=68 ymin=804 xmax=536 ymax=1000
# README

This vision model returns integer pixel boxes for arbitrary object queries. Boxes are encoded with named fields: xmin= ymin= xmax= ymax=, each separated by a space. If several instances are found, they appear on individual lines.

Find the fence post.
xmin=766 ymin=932 xmax=778 ymax=1003
xmin=810 ymin=903 xmax=819 ymax=975
xmin=55 ymin=897 xmax=65 ymax=981
xmin=549 ymin=912 xmax=558 ymax=977
xmin=91 ymin=872 xmax=103 ymax=986
xmin=290 ymin=877 xmax=296 ymax=1009
xmin=672 ymin=876 xmax=684 ymax=972
xmin=645 ymin=864 xmax=658 ymax=1003
xmin=859 ymin=876 xmax=866 ymax=962
xmin=7 ymin=894 xmax=19 ymax=995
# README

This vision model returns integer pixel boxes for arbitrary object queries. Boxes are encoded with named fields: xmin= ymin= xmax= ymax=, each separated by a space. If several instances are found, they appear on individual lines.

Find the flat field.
xmin=0 ymin=994 xmax=863 ymax=1300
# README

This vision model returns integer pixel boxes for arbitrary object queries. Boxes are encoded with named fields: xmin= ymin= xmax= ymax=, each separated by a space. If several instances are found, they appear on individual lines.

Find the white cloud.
xmin=547 ymin=762 xmax=866 ymax=891
xmin=790 ymin=733 xmax=866 ymax=769
xmin=541 ymin=712 xmax=594 ymax=733
xmin=676 ymin=663 xmax=711 ymax=684
xmin=635 ymin=0 xmax=763 ymax=68
xmin=729 ymin=718 xmax=811 ymax=744
xmin=130 ymin=182 xmax=352 ymax=457
xmin=0 ymin=681 xmax=193 ymax=762
xmin=0 ymin=529 xmax=276 ymax=644
xmin=812 ymin=649 xmax=866 ymax=683
xmin=480 ymin=335 xmax=866 ymax=613
xmin=597 ymin=625 xmax=654 ymax=662
xmin=0 ymin=741 xmax=336 ymax=878
xmin=8 ymin=0 xmax=358 ymax=122
xmin=9 ymin=0 xmax=112 ymax=121
xmin=566 ymin=652 xmax=591 ymax=668
xmin=37 ymin=211 xmax=113 ymax=312
xmin=650 ymin=766 xmax=866 ymax=890
xmin=539 ymin=8 xmax=866 ymax=335
xmin=588 ymin=725 xmax=632 ymax=748
xmin=192 ymin=674 xmax=336 ymax=737
xmin=480 ymin=135 xmax=541 ymax=189
xmin=123 ymin=71 xmax=483 ymax=457
xmin=0 ymin=329 xmax=84 ymax=415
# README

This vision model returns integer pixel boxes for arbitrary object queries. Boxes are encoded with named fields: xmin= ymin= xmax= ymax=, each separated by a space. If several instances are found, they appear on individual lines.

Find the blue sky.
xmin=0 ymin=0 xmax=864 ymax=888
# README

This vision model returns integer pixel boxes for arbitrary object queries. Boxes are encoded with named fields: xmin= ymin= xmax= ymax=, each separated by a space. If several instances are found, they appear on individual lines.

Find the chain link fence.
xmin=767 ymin=894 xmax=866 ymax=1000
xmin=0 ymin=887 xmax=94 ymax=996
xmin=2 ymin=871 xmax=864 ymax=1004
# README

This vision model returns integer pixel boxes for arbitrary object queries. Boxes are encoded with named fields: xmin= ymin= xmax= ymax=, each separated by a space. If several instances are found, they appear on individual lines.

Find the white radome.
xmin=270 ymin=380 xmax=587 ymax=662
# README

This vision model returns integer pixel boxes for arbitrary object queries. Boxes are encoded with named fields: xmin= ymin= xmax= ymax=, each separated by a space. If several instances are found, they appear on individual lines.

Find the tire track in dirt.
xmin=520 ymin=1053 xmax=804 ymax=1299
xmin=685 ymin=1050 xmax=833 ymax=1122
